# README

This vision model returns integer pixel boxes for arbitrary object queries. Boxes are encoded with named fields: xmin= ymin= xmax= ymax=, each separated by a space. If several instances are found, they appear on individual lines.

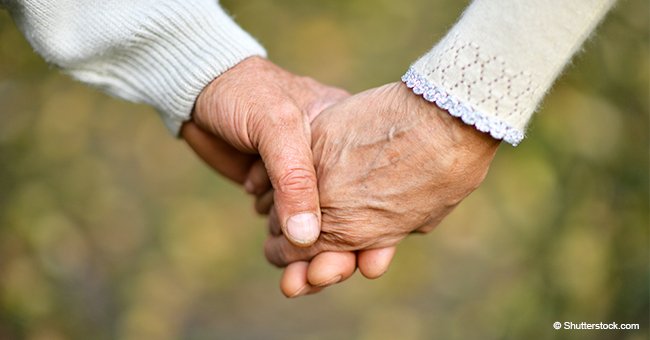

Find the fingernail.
xmin=315 ymin=275 xmax=341 ymax=287
xmin=290 ymin=284 xmax=309 ymax=298
xmin=286 ymin=213 xmax=319 ymax=245
xmin=244 ymin=179 xmax=255 ymax=194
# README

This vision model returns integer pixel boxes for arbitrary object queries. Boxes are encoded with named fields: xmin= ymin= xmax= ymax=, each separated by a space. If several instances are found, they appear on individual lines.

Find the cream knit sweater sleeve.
xmin=1 ymin=0 xmax=266 ymax=134
xmin=402 ymin=0 xmax=615 ymax=146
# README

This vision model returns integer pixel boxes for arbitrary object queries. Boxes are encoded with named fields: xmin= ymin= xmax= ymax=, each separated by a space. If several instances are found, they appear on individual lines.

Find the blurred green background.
xmin=0 ymin=0 xmax=648 ymax=339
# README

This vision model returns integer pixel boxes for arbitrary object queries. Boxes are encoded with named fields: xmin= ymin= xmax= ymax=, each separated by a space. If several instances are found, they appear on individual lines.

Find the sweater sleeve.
xmin=1 ymin=0 xmax=266 ymax=134
xmin=402 ymin=0 xmax=615 ymax=146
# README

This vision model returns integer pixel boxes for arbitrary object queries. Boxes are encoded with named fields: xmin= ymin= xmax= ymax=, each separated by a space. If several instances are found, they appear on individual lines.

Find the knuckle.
xmin=319 ymin=206 xmax=407 ymax=250
xmin=296 ymin=75 xmax=321 ymax=89
xmin=264 ymin=241 xmax=288 ymax=268
xmin=276 ymin=167 xmax=317 ymax=196
xmin=320 ymin=230 xmax=367 ymax=249
xmin=320 ymin=212 xmax=371 ymax=249
xmin=264 ymin=237 xmax=322 ymax=268
xmin=268 ymin=102 xmax=301 ymax=127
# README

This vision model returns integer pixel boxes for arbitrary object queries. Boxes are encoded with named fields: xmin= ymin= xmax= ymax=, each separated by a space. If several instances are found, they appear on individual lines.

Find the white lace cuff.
xmin=402 ymin=67 xmax=525 ymax=146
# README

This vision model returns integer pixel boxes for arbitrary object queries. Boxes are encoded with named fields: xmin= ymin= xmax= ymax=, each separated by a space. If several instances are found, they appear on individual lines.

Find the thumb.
xmin=254 ymin=104 xmax=321 ymax=247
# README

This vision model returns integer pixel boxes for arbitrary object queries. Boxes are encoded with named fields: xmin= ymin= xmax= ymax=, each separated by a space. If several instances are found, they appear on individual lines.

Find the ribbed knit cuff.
xmin=68 ymin=1 xmax=267 ymax=135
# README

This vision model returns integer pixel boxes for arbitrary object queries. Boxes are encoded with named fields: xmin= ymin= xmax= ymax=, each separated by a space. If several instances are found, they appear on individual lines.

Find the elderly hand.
xmin=256 ymin=82 xmax=500 ymax=297
xmin=181 ymin=56 xmax=348 ymax=246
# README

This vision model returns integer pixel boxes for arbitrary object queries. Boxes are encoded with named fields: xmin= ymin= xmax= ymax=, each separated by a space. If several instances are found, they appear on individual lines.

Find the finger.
xmin=244 ymin=160 xmax=272 ymax=195
xmin=255 ymin=105 xmax=321 ymax=247
xmin=181 ymin=122 xmax=256 ymax=184
xmin=280 ymin=261 xmax=320 ymax=298
xmin=255 ymin=190 xmax=274 ymax=215
xmin=303 ymin=85 xmax=351 ymax=122
xmin=357 ymin=246 xmax=397 ymax=279
xmin=264 ymin=233 xmax=324 ymax=267
xmin=307 ymin=251 xmax=356 ymax=287
xmin=267 ymin=206 xmax=282 ymax=236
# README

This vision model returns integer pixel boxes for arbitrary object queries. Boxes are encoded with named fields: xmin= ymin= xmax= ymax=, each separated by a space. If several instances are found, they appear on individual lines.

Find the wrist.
xmin=393 ymin=81 xmax=500 ymax=156
xmin=194 ymin=56 xmax=269 ymax=125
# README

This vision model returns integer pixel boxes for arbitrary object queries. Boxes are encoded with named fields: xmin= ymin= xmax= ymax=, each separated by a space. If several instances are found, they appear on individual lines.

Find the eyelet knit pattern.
xmin=405 ymin=0 xmax=615 ymax=147
xmin=402 ymin=67 xmax=524 ymax=146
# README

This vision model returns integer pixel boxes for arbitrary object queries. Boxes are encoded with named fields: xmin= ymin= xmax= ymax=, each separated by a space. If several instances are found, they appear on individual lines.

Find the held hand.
xmin=181 ymin=56 xmax=348 ymax=246
xmin=262 ymin=82 xmax=500 ymax=296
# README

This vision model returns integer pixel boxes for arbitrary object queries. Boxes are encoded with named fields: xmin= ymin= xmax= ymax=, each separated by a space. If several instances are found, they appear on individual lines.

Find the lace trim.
xmin=402 ymin=67 xmax=524 ymax=146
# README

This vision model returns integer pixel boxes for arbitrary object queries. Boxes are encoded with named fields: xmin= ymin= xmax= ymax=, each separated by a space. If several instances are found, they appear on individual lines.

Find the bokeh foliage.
xmin=0 ymin=0 xmax=648 ymax=339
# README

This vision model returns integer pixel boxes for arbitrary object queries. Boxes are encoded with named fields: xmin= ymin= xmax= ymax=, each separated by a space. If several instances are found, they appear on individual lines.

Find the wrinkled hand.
xmin=258 ymin=82 xmax=500 ymax=297
xmin=181 ymin=56 xmax=348 ymax=246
